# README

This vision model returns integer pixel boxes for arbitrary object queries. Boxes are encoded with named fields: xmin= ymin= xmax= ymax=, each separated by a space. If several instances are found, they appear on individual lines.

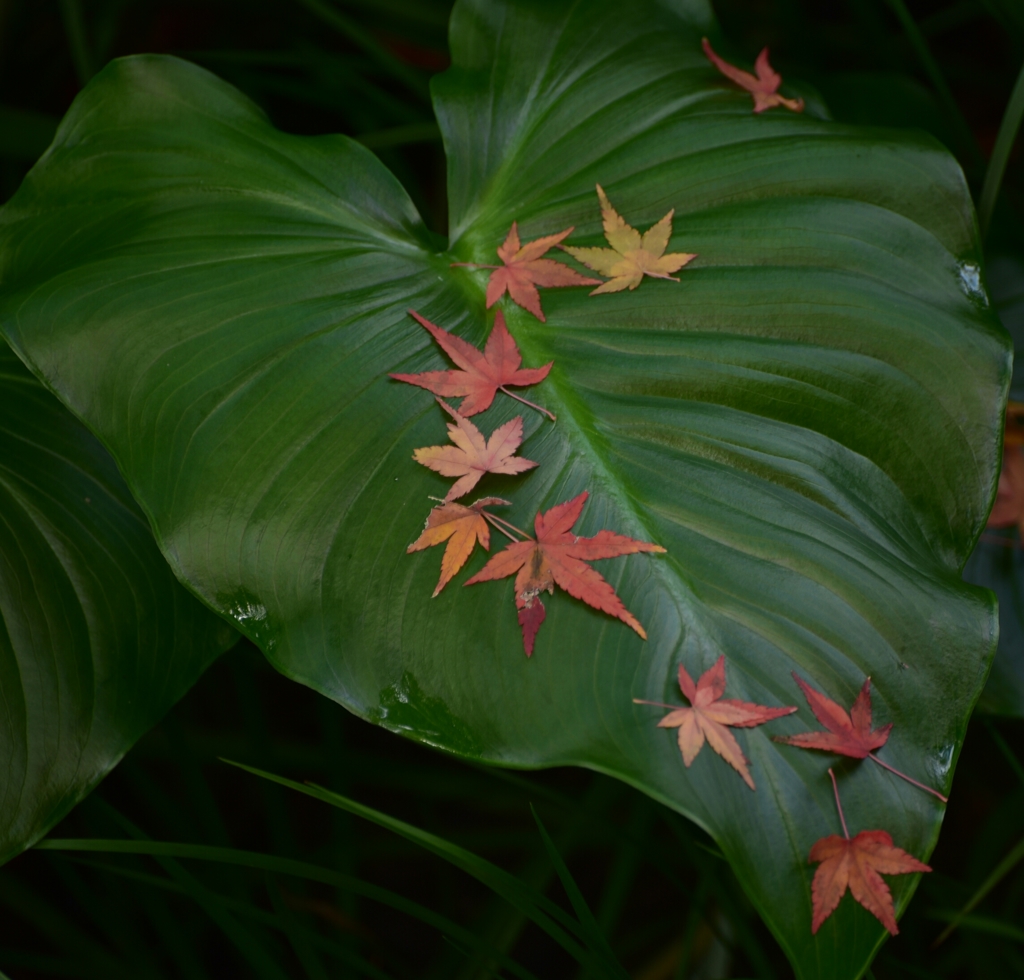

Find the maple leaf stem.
xmin=632 ymin=698 xmax=684 ymax=710
xmin=828 ymin=767 xmax=851 ymax=840
xmin=868 ymin=753 xmax=948 ymax=803
xmin=499 ymin=385 xmax=556 ymax=421
xmin=481 ymin=513 xmax=522 ymax=544
xmin=482 ymin=511 xmax=531 ymax=540
xmin=450 ymin=262 xmax=499 ymax=269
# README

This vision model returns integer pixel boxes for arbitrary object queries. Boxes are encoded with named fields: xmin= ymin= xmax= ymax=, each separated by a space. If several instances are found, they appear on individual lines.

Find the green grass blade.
xmin=221 ymin=759 xmax=595 ymax=958
xmin=928 ymin=909 xmax=1024 ymax=943
xmin=530 ymin=805 xmax=629 ymax=980
xmin=882 ymin=0 xmax=984 ymax=167
xmin=357 ymin=121 xmax=442 ymax=149
xmin=57 ymin=0 xmax=94 ymax=85
xmin=933 ymin=835 xmax=1024 ymax=945
xmin=35 ymin=838 xmax=541 ymax=980
xmin=979 ymin=59 xmax=1024 ymax=238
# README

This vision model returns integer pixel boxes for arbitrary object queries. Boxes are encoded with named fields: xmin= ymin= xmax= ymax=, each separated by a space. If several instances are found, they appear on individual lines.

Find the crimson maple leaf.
xmin=464 ymin=491 xmax=665 ymax=655
xmin=391 ymin=309 xmax=554 ymax=419
xmin=810 ymin=769 xmax=930 ymax=935
xmin=407 ymin=497 xmax=510 ymax=597
xmin=413 ymin=399 xmax=537 ymax=501
xmin=702 ymin=37 xmax=804 ymax=114
xmin=453 ymin=223 xmax=601 ymax=321
xmin=775 ymin=674 xmax=947 ymax=802
xmin=636 ymin=656 xmax=796 ymax=790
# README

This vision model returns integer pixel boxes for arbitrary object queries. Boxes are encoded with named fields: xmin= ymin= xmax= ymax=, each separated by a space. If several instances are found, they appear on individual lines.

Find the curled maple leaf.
xmin=774 ymin=674 xmax=947 ymax=802
xmin=702 ymin=37 xmax=804 ymax=114
xmin=562 ymin=185 xmax=696 ymax=294
xmin=464 ymin=491 xmax=665 ymax=655
xmin=413 ymin=399 xmax=537 ymax=501
xmin=390 ymin=309 xmax=555 ymax=420
xmin=635 ymin=656 xmax=796 ymax=790
xmin=810 ymin=769 xmax=930 ymax=935
xmin=452 ymin=222 xmax=601 ymax=321
xmin=407 ymin=497 xmax=510 ymax=597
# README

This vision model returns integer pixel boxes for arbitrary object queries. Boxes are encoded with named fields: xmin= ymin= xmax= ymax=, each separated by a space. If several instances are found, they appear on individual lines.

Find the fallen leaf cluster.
xmin=636 ymin=668 xmax=940 ymax=933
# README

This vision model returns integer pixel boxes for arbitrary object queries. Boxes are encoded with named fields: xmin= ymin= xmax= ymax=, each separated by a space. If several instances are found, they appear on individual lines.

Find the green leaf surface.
xmin=0 ymin=342 xmax=236 ymax=865
xmin=0 ymin=0 xmax=1009 ymax=974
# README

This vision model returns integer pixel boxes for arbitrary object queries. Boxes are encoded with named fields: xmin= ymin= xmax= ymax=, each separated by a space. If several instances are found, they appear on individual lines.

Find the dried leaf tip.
xmin=452 ymin=222 xmax=601 ymax=321
xmin=702 ymin=37 xmax=804 ymax=114
xmin=637 ymin=656 xmax=796 ymax=790
xmin=809 ymin=768 xmax=930 ymax=935
xmin=563 ymin=185 xmax=696 ymax=294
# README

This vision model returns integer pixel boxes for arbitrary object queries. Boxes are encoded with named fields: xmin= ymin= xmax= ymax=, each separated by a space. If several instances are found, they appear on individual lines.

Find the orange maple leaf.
xmin=636 ymin=656 xmax=796 ymax=790
xmin=453 ymin=222 xmax=601 ymax=321
xmin=810 ymin=769 xmax=930 ymax=935
xmin=774 ymin=674 xmax=947 ymax=802
xmin=413 ymin=399 xmax=538 ymax=501
xmin=391 ymin=310 xmax=554 ymax=420
xmin=702 ymin=37 xmax=804 ymax=113
xmin=563 ymin=185 xmax=696 ymax=294
xmin=464 ymin=491 xmax=665 ymax=655
xmin=407 ymin=497 xmax=510 ymax=597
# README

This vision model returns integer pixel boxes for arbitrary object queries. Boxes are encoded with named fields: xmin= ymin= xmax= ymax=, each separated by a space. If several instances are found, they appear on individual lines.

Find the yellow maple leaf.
xmin=563 ymin=185 xmax=696 ymax=294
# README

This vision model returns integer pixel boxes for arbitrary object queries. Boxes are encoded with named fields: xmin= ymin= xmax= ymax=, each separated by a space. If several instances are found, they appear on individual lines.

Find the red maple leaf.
xmin=453 ymin=223 xmax=600 ymax=321
xmin=391 ymin=309 xmax=554 ymax=419
xmin=986 ymin=403 xmax=1024 ymax=536
xmin=702 ymin=37 xmax=804 ymax=114
xmin=464 ymin=491 xmax=665 ymax=655
xmin=775 ymin=674 xmax=947 ymax=802
xmin=635 ymin=656 xmax=796 ymax=790
xmin=810 ymin=769 xmax=930 ymax=935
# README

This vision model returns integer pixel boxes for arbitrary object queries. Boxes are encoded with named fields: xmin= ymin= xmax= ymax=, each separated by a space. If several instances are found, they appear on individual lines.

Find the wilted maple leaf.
xmin=407 ymin=497 xmax=510 ymax=597
xmin=635 ymin=656 xmax=796 ymax=790
xmin=986 ymin=402 xmax=1024 ymax=536
xmin=391 ymin=309 xmax=554 ymax=419
xmin=452 ymin=223 xmax=601 ymax=321
xmin=562 ymin=185 xmax=696 ymax=294
xmin=413 ymin=399 xmax=538 ymax=501
xmin=775 ymin=674 xmax=947 ymax=802
xmin=702 ymin=37 xmax=805 ymax=114
xmin=810 ymin=769 xmax=930 ymax=935
xmin=464 ymin=491 xmax=665 ymax=655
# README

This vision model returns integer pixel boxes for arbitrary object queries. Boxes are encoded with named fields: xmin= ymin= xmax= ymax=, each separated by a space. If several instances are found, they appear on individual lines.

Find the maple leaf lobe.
xmin=563 ymin=185 xmax=696 ymax=294
xmin=809 ymin=830 xmax=930 ymax=935
xmin=464 ymin=490 xmax=665 ymax=654
xmin=652 ymin=656 xmax=797 ymax=790
xmin=702 ymin=37 xmax=805 ymax=114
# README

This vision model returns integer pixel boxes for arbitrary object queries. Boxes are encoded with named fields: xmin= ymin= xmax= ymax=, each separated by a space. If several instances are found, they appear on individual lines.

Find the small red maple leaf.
xmin=986 ymin=403 xmax=1024 ymax=536
xmin=635 ymin=656 xmax=796 ymax=790
xmin=810 ymin=769 xmax=930 ymax=935
xmin=775 ymin=674 xmax=947 ymax=802
xmin=391 ymin=310 xmax=554 ymax=419
xmin=464 ymin=491 xmax=665 ymax=655
xmin=702 ymin=37 xmax=804 ymax=114
xmin=453 ymin=223 xmax=601 ymax=321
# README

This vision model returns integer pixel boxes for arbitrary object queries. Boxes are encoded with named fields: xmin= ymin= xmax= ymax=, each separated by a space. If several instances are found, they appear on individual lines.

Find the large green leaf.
xmin=0 ymin=341 xmax=236 ymax=865
xmin=0 ymin=0 xmax=1009 ymax=973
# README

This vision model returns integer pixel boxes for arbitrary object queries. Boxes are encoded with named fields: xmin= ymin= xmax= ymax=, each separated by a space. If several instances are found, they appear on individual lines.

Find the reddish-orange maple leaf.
xmin=775 ymin=674 xmax=947 ymax=802
xmin=391 ymin=310 xmax=555 ymax=419
xmin=413 ymin=399 xmax=537 ymax=501
xmin=635 ymin=656 xmax=796 ymax=790
xmin=407 ymin=497 xmax=509 ymax=597
xmin=986 ymin=402 xmax=1024 ymax=536
xmin=810 ymin=769 xmax=930 ymax=935
xmin=464 ymin=491 xmax=665 ymax=655
xmin=452 ymin=223 xmax=601 ymax=322
xmin=702 ymin=37 xmax=805 ymax=114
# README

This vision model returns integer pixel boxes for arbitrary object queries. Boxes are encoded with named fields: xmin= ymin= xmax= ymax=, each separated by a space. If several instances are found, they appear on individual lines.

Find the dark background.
xmin=1 ymin=1 xmax=1023 ymax=978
